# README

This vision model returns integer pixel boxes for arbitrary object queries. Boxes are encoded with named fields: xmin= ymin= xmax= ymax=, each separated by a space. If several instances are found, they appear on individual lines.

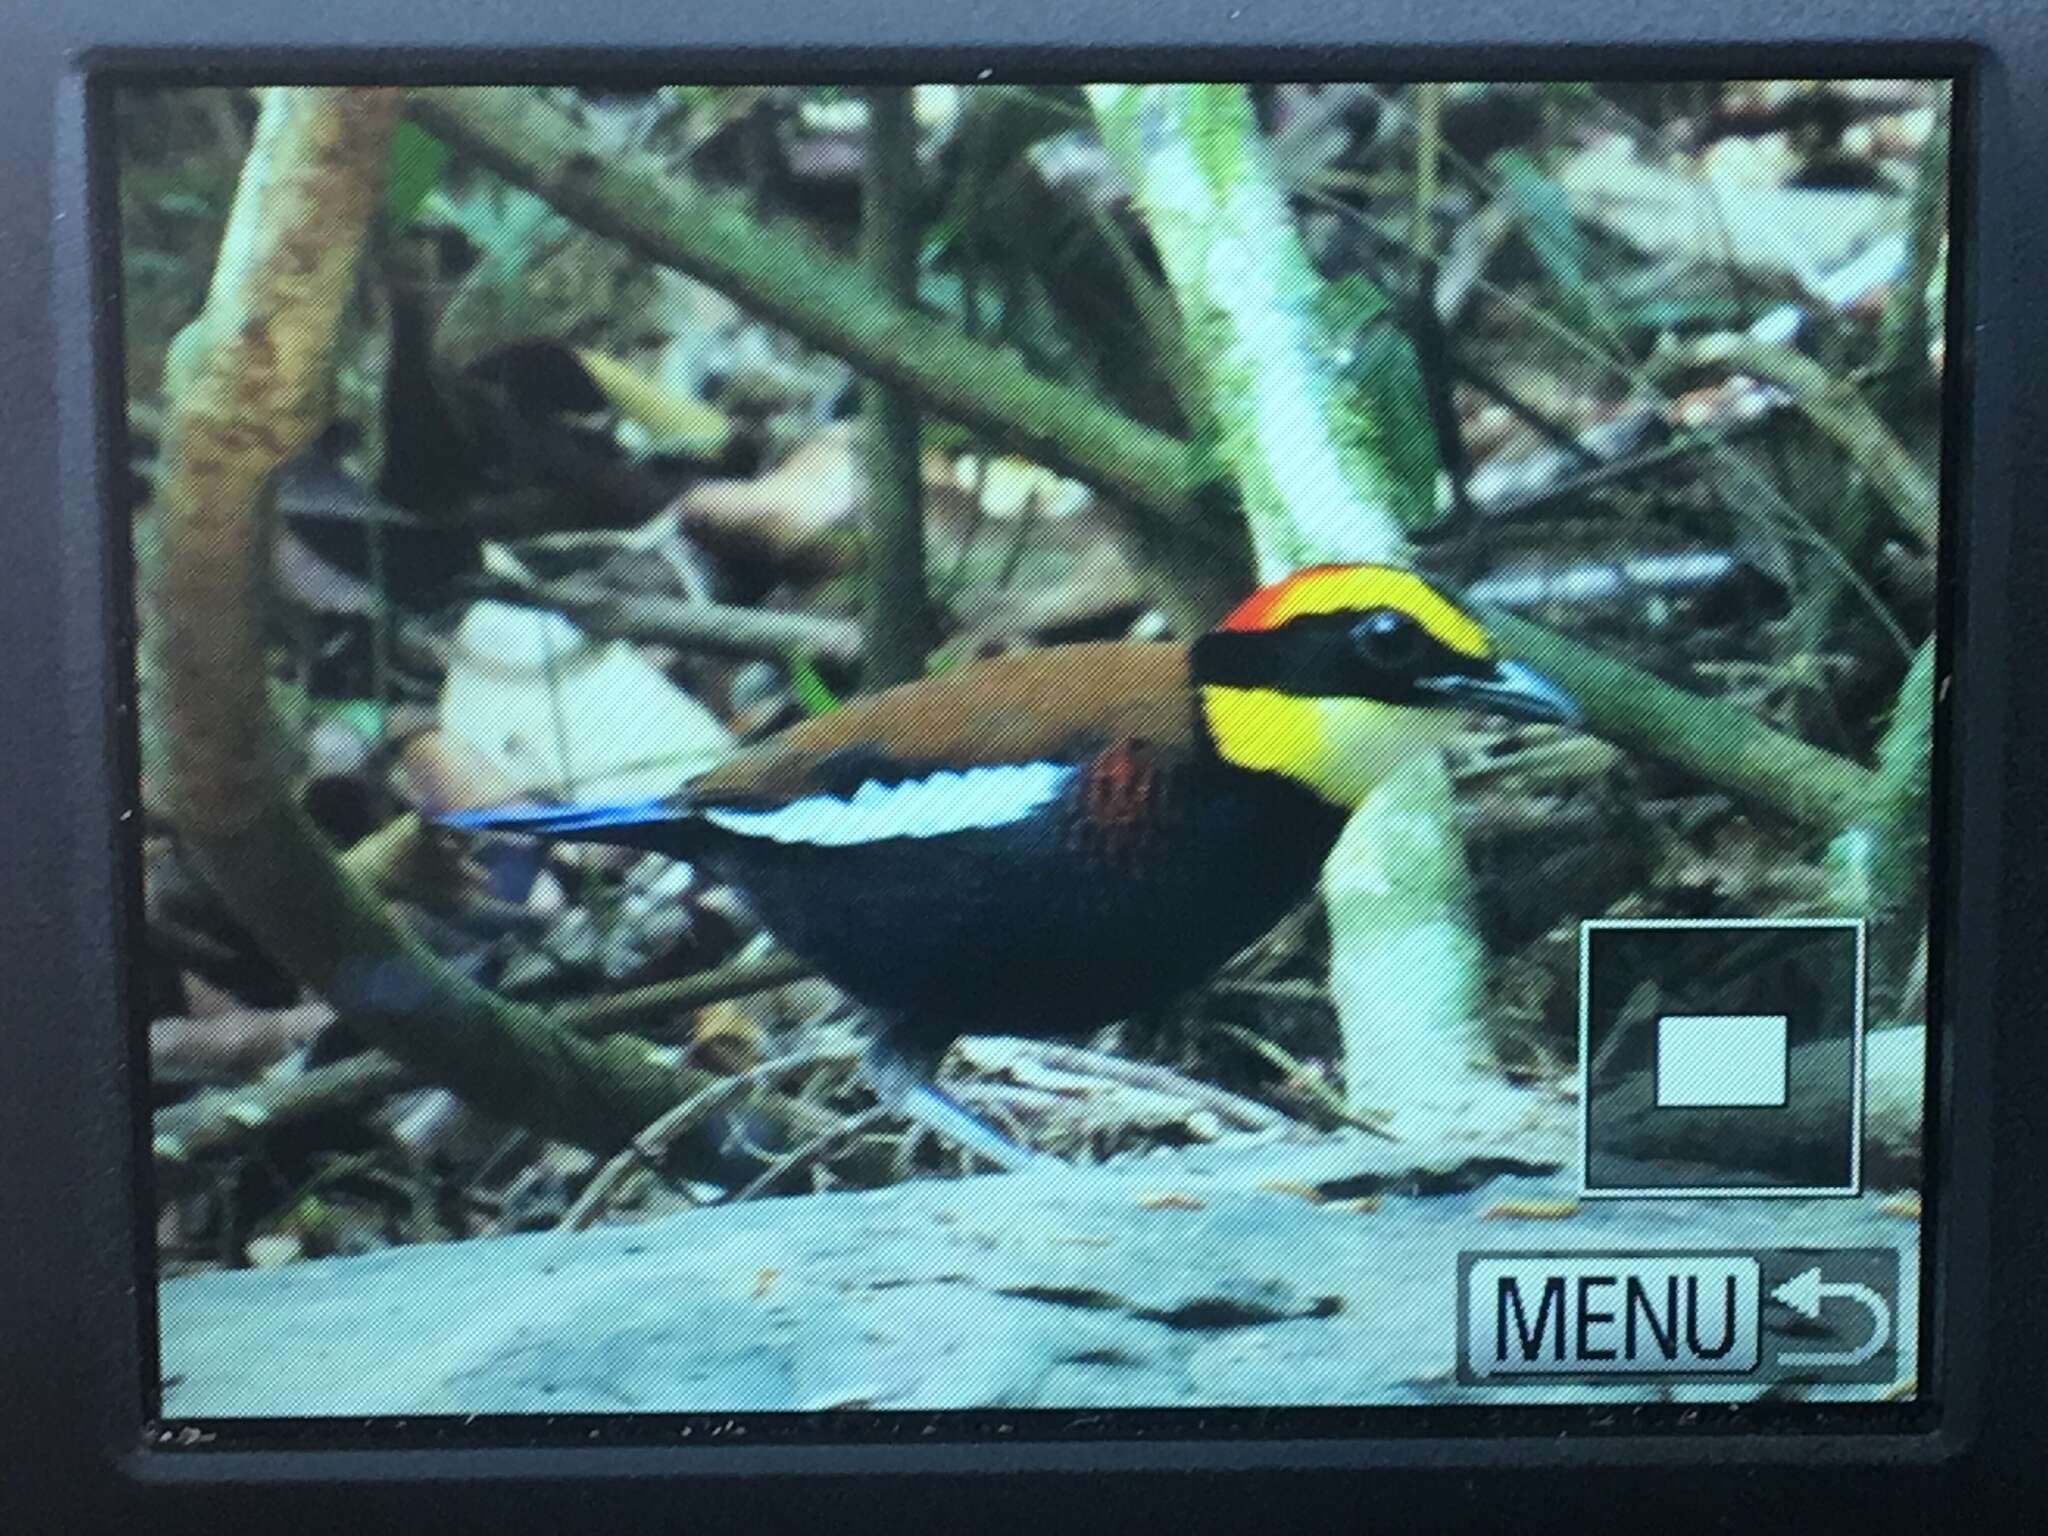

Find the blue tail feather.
xmin=435 ymin=797 xmax=700 ymax=855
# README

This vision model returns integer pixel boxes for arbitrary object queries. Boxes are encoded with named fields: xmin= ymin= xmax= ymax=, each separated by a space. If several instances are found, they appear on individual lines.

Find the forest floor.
xmin=161 ymin=1098 xmax=1918 ymax=1415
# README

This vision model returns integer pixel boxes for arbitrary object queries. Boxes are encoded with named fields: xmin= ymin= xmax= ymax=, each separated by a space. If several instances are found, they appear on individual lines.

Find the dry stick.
xmin=961 ymin=1037 xmax=1292 ymax=1134
xmin=150 ymin=1002 xmax=336 ymax=1087
xmin=1208 ymin=1023 xmax=1399 ymax=1140
xmin=408 ymin=86 xmax=1879 ymax=836
xmin=557 ymin=1045 xmax=862 ymax=1231
xmin=551 ymin=950 xmax=816 ymax=1037
xmin=154 ymin=1051 xmax=412 ymax=1168
xmin=149 ymin=951 xmax=819 ymax=1170
xmin=476 ymin=576 xmax=864 ymax=664
xmin=151 ymin=88 xmax=840 ymax=1162
xmin=726 ymin=1106 xmax=892 ymax=1205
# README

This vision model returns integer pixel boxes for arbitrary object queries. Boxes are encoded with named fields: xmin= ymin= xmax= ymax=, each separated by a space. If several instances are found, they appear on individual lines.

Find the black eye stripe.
xmin=1191 ymin=610 xmax=1491 ymax=698
xmin=1352 ymin=607 xmax=1429 ymax=666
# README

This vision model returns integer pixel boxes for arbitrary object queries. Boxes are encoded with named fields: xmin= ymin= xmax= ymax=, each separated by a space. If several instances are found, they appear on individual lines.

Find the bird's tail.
xmin=435 ymin=796 xmax=704 ymax=855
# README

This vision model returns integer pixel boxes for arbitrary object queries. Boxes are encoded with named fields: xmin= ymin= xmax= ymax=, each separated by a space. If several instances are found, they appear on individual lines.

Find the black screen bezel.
xmin=4 ymin=0 xmax=2041 ymax=1526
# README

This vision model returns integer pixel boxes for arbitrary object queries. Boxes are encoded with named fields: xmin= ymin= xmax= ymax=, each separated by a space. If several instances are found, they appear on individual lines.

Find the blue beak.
xmin=1414 ymin=659 xmax=1582 ymax=727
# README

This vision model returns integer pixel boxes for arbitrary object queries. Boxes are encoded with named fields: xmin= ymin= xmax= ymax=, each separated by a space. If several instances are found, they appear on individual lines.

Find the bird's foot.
xmin=863 ymin=1041 xmax=1055 ymax=1175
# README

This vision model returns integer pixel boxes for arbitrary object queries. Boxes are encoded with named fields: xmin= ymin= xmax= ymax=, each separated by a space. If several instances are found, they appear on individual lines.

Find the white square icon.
xmin=1654 ymin=1014 xmax=1789 ymax=1108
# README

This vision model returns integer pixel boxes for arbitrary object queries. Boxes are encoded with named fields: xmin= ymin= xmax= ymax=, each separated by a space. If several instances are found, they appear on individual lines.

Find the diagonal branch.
xmin=1649 ymin=332 xmax=1938 ymax=548
xmin=406 ymin=86 xmax=1216 ymax=549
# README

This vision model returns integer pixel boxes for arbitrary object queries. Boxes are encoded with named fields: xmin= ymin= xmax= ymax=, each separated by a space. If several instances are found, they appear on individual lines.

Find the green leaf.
xmin=1619 ymin=295 xmax=1751 ymax=333
xmin=1313 ymin=277 xmax=1441 ymax=533
xmin=327 ymin=698 xmax=390 ymax=739
xmin=1497 ymin=149 xmax=1622 ymax=343
xmin=383 ymin=122 xmax=451 ymax=231
xmin=1498 ymin=151 xmax=1586 ymax=289
xmin=787 ymin=652 xmax=843 ymax=716
xmin=922 ymin=88 xmax=1080 ymax=263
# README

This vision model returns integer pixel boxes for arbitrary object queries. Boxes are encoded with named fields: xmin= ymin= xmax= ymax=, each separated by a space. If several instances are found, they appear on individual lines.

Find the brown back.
xmin=690 ymin=642 xmax=1196 ymax=805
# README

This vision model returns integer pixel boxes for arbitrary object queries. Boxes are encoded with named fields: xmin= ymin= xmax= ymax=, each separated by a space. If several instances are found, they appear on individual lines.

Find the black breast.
xmin=694 ymin=752 xmax=1348 ymax=1063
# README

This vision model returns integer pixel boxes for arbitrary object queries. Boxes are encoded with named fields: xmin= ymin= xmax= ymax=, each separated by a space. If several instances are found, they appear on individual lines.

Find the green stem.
xmin=1878 ymin=109 xmax=1950 ymax=396
xmin=858 ymin=88 xmax=937 ymax=687
xmin=1487 ymin=611 xmax=1880 ymax=830
xmin=1086 ymin=82 xmax=1482 ymax=1115
xmin=1826 ymin=639 xmax=1935 ymax=1004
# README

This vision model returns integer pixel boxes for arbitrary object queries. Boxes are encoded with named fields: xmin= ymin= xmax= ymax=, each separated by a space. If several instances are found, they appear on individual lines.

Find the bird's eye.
xmin=1352 ymin=607 xmax=1428 ymax=669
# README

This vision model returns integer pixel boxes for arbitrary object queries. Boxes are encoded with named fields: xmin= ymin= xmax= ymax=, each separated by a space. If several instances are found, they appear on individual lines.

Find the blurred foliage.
xmin=383 ymin=122 xmax=452 ymax=231
xmin=1313 ymin=275 xmax=1442 ymax=534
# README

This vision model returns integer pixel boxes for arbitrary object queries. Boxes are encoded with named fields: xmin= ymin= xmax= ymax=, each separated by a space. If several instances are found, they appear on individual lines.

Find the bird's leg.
xmin=861 ymin=1031 xmax=1050 ymax=1175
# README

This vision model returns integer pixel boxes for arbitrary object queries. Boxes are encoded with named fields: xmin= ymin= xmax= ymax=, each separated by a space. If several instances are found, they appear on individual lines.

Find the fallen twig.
xmin=1210 ymin=1023 xmax=1398 ymax=1140
xmin=469 ymin=575 xmax=865 ymax=665
xmin=150 ymin=1003 xmax=335 ymax=1087
xmin=724 ymin=1106 xmax=891 ymax=1204
xmin=154 ymin=1050 xmax=412 ymax=1168
xmin=555 ymin=950 xmax=817 ymax=1036
xmin=557 ymin=1044 xmax=861 ymax=1231
xmin=948 ymin=1035 xmax=1294 ymax=1135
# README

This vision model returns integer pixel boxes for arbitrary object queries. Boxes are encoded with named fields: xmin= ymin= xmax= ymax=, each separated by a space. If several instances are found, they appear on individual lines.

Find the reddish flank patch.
xmin=1079 ymin=738 xmax=1164 ymax=863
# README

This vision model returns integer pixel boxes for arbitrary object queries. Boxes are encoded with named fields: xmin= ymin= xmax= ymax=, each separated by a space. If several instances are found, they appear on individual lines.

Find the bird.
xmin=439 ymin=563 xmax=1581 ymax=1173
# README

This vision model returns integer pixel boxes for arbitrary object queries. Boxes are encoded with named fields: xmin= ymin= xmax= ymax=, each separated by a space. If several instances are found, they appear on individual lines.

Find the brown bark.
xmin=149 ymin=88 xmax=833 ymax=1161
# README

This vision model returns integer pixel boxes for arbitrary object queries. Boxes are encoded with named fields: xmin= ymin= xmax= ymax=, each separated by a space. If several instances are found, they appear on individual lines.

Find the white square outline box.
xmin=1578 ymin=918 xmax=1866 ymax=1200
xmin=1654 ymin=1014 xmax=1789 ymax=1107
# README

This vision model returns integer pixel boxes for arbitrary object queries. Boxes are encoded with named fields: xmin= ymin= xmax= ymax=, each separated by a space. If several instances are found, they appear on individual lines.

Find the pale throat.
xmin=1198 ymin=685 xmax=1460 ymax=808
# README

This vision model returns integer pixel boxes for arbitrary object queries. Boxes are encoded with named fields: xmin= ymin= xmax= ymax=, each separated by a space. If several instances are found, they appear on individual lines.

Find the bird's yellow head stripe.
xmin=1219 ymin=563 xmax=1492 ymax=660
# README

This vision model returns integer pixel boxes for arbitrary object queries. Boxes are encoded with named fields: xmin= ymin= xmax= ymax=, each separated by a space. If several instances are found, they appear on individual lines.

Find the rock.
xmin=160 ymin=1128 xmax=1918 ymax=1416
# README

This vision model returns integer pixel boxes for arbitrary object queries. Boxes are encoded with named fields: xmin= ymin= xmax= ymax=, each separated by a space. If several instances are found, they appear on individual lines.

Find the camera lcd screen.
xmin=123 ymin=77 xmax=1948 ymax=1424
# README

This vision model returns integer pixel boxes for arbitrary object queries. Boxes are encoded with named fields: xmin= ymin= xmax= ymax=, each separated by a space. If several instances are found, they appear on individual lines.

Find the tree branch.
xmin=1485 ymin=611 xmax=1881 ymax=830
xmin=469 ymin=575 xmax=864 ymax=664
xmin=150 ymin=88 xmax=834 ymax=1164
xmin=151 ymin=950 xmax=821 ymax=1171
xmin=407 ymin=86 xmax=1215 ymax=549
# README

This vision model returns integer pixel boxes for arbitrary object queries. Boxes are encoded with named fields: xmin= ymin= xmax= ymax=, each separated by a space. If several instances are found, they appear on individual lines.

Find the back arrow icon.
xmin=1771 ymin=1265 xmax=1893 ymax=1367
